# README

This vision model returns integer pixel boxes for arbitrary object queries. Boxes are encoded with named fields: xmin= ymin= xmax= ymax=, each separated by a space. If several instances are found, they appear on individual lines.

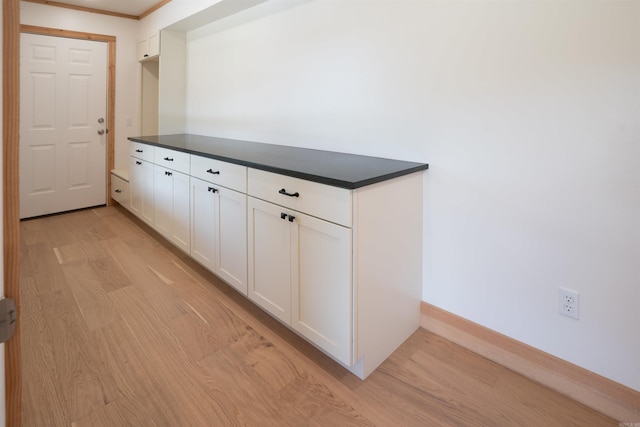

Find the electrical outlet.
xmin=559 ymin=288 xmax=579 ymax=320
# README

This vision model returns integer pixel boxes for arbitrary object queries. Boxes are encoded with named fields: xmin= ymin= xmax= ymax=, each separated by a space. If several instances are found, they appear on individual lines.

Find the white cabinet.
xmin=248 ymin=196 xmax=352 ymax=364
xmin=190 ymin=177 xmax=217 ymax=271
xmin=130 ymin=142 xmax=189 ymax=252
xmin=247 ymin=167 xmax=423 ymax=378
xmin=217 ymin=186 xmax=247 ymax=293
xmin=128 ymin=139 xmax=424 ymax=380
xmin=154 ymin=166 xmax=190 ymax=253
xmin=247 ymin=169 xmax=353 ymax=365
xmin=130 ymin=157 xmax=154 ymax=226
xmin=248 ymin=197 xmax=294 ymax=324
xmin=191 ymin=176 xmax=247 ymax=294
xmin=138 ymin=31 xmax=159 ymax=61
xmin=293 ymin=211 xmax=352 ymax=365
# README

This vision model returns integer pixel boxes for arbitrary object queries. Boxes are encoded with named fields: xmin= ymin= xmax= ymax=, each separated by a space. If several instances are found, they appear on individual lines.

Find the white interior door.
xmin=19 ymin=33 xmax=107 ymax=219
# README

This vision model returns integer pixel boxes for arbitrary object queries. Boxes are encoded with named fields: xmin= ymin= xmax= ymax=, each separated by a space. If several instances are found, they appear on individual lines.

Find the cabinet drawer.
xmin=248 ymin=169 xmax=351 ymax=227
xmin=111 ymin=173 xmax=130 ymax=206
xmin=154 ymin=147 xmax=190 ymax=174
xmin=190 ymin=155 xmax=247 ymax=193
xmin=130 ymin=141 xmax=154 ymax=162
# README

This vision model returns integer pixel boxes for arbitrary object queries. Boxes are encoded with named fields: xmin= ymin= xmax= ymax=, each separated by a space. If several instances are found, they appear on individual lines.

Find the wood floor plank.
xmin=88 ymin=245 xmax=133 ymax=293
xmin=20 ymin=277 xmax=70 ymax=426
xmin=37 ymin=284 xmax=120 ymax=420
xmin=101 ymin=237 xmax=191 ymax=322
xmin=62 ymin=260 xmax=120 ymax=331
xmin=20 ymin=206 xmax=618 ymax=426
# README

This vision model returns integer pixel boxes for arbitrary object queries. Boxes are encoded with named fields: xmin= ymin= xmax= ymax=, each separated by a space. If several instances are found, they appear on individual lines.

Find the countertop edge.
xmin=128 ymin=135 xmax=429 ymax=189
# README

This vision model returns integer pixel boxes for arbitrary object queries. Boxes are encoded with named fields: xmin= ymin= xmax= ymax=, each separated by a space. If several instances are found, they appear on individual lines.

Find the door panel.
xmin=217 ymin=187 xmax=247 ymax=294
xmin=248 ymin=197 xmax=292 ymax=324
xmin=20 ymin=33 xmax=107 ymax=219
xmin=130 ymin=158 xmax=154 ymax=225
xmin=292 ymin=213 xmax=353 ymax=365
xmin=68 ymin=142 xmax=90 ymax=188
xmin=190 ymin=177 xmax=217 ymax=271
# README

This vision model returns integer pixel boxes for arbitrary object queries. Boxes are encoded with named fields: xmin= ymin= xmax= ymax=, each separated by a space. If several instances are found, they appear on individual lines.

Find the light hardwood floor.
xmin=20 ymin=206 xmax=616 ymax=426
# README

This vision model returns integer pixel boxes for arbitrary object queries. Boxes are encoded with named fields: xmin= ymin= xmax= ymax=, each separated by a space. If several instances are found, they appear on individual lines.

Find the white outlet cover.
xmin=559 ymin=288 xmax=580 ymax=320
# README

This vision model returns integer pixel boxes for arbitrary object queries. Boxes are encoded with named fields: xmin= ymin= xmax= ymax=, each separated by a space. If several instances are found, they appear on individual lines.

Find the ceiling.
xmin=29 ymin=0 xmax=168 ymax=19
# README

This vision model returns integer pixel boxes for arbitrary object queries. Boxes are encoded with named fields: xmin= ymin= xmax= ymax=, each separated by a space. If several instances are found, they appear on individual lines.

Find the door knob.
xmin=97 ymin=129 xmax=105 ymax=135
xmin=98 ymin=117 xmax=104 ymax=124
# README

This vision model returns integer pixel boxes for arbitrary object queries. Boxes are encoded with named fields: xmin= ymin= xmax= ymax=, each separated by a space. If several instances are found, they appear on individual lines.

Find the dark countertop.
xmin=128 ymin=134 xmax=428 ymax=189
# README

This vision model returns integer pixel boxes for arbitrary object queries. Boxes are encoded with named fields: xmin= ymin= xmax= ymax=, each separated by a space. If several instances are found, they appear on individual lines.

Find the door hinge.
xmin=0 ymin=298 xmax=16 ymax=343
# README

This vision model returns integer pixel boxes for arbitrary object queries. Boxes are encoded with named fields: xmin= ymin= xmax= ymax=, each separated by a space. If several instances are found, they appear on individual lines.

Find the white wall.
xmin=20 ymin=2 xmax=141 ymax=171
xmin=183 ymin=0 xmax=640 ymax=391
xmin=139 ymin=0 xmax=225 ymax=38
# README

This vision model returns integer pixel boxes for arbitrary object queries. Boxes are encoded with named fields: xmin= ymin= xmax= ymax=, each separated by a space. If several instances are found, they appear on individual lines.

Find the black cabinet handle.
xmin=208 ymin=187 xmax=218 ymax=193
xmin=136 ymin=161 xmax=142 ymax=165
xmin=206 ymin=169 xmax=220 ymax=175
xmin=288 ymin=215 xmax=295 ymax=222
xmin=144 ymin=54 xmax=149 ymax=58
xmin=280 ymin=212 xmax=287 ymax=220
xmin=165 ymin=171 xmax=172 ymax=176
xmin=164 ymin=157 xmax=174 ymax=161
xmin=279 ymin=188 xmax=299 ymax=198
xmin=115 ymin=189 xmax=122 ymax=193
xmin=135 ymin=149 xmax=143 ymax=153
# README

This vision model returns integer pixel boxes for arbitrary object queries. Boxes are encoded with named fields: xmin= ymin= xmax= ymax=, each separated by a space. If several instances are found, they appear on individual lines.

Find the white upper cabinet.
xmin=138 ymin=31 xmax=160 ymax=62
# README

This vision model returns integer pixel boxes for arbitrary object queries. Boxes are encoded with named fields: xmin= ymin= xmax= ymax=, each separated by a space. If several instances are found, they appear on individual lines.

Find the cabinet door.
xmin=154 ymin=165 xmax=173 ymax=239
xmin=130 ymin=157 xmax=154 ymax=226
xmin=217 ymin=187 xmax=247 ymax=294
xmin=148 ymin=32 xmax=160 ymax=58
xmin=171 ymin=170 xmax=190 ymax=253
xmin=137 ymin=38 xmax=148 ymax=61
xmin=190 ymin=177 xmax=217 ymax=272
xmin=154 ymin=166 xmax=190 ymax=253
xmin=292 ymin=213 xmax=353 ymax=365
xmin=138 ymin=32 xmax=160 ymax=62
xmin=248 ymin=197 xmax=292 ymax=325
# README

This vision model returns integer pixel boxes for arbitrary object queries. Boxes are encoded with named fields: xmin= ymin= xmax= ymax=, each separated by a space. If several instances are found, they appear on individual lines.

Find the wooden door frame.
xmin=4 ymin=0 xmax=21 ymax=425
xmin=2 ymin=13 xmax=117 ymax=424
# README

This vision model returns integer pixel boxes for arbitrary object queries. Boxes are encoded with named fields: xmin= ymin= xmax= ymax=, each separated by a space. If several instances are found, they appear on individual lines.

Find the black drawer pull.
xmin=288 ymin=215 xmax=295 ymax=222
xmin=136 ymin=161 xmax=142 ymax=165
xmin=115 ymin=189 xmax=122 ymax=193
xmin=135 ymin=149 xmax=143 ymax=153
xmin=164 ymin=157 xmax=174 ymax=161
xmin=165 ymin=171 xmax=172 ymax=176
xmin=206 ymin=168 xmax=220 ymax=175
xmin=280 ymin=212 xmax=287 ymax=220
xmin=208 ymin=187 xmax=218 ymax=193
xmin=279 ymin=188 xmax=299 ymax=198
